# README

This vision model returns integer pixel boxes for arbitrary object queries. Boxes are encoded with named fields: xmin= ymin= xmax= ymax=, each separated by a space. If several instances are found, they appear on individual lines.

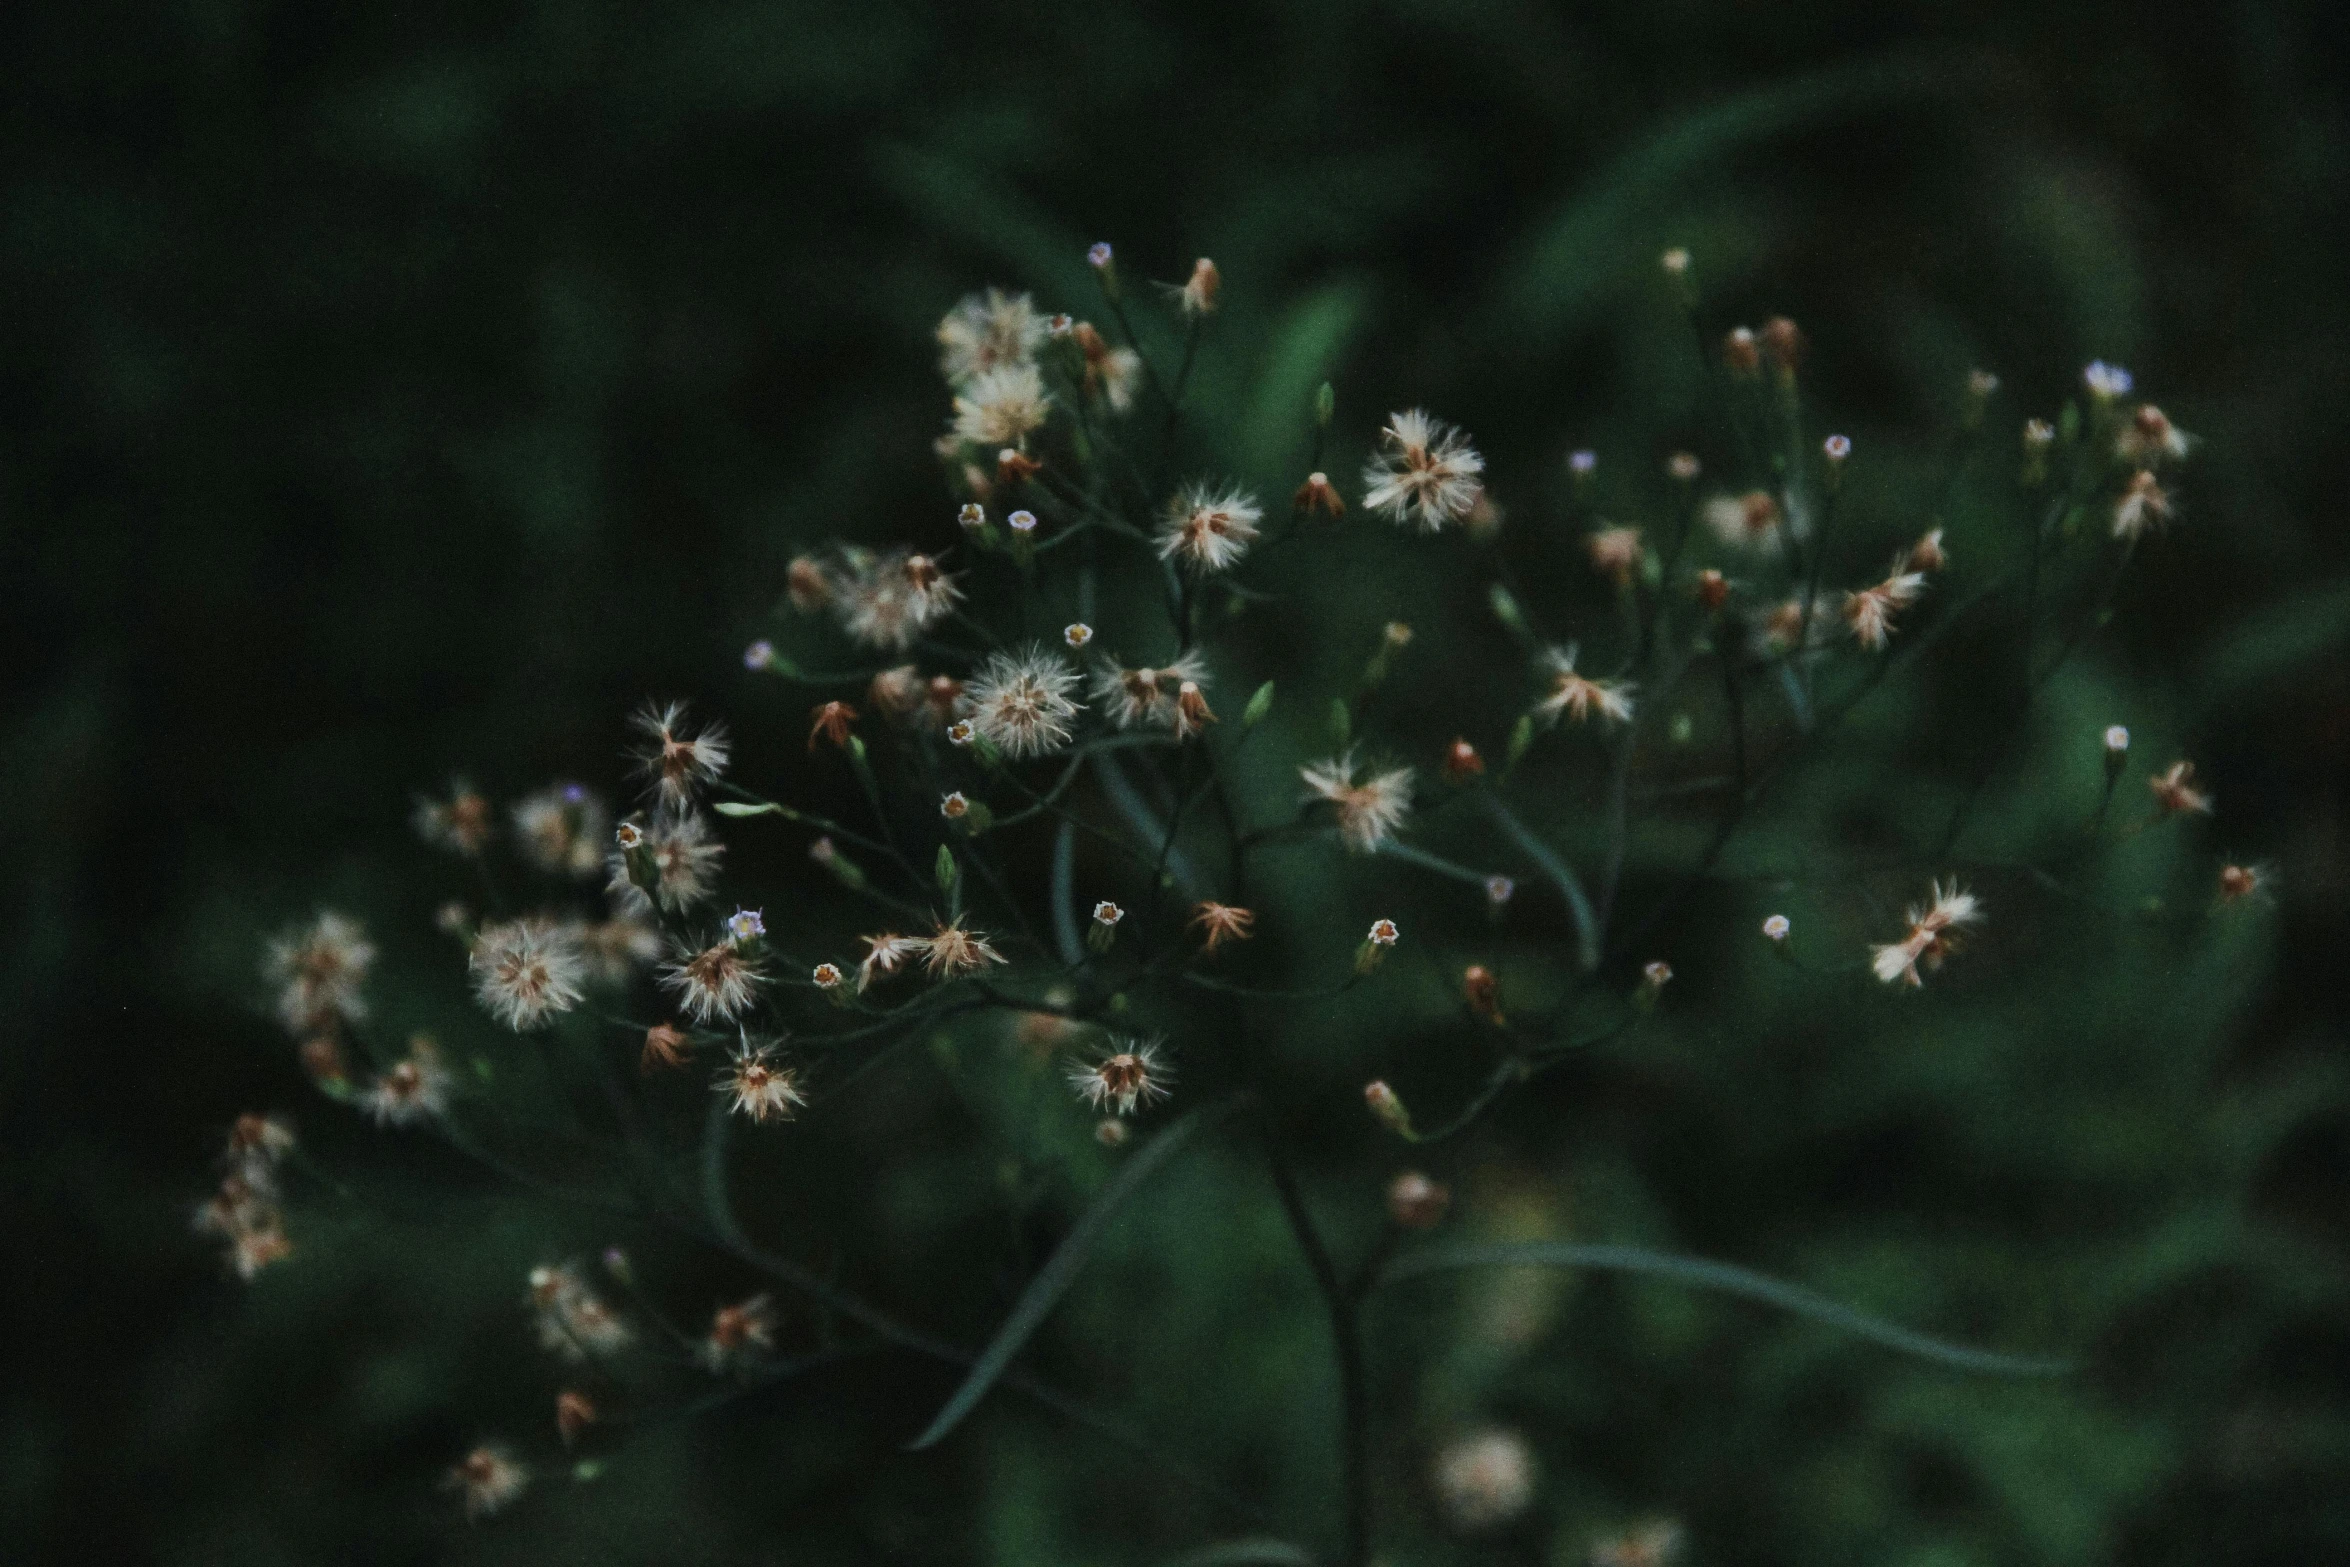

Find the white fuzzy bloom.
xmin=1362 ymin=409 xmax=1485 ymax=533
xmin=1532 ymin=647 xmax=1635 ymax=726
xmin=264 ymin=911 xmax=376 ymax=1035
xmin=1300 ymin=751 xmax=1414 ymax=852
xmin=1433 ymin=1428 xmax=1536 ymax=1531
xmin=511 ymin=785 xmax=610 ymax=879
xmin=1155 ymin=483 xmax=1263 ymax=575
xmin=469 ymin=919 xmax=588 ymax=1031
xmin=951 ymin=363 xmax=1051 ymax=448
xmin=936 ymin=288 xmax=1046 ymax=385
xmin=959 ymin=646 xmax=1084 ymax=757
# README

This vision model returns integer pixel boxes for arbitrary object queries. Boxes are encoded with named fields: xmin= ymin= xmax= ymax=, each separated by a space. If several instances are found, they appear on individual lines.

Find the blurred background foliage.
xmin=4 ymin=0 xmax=2349 ymax=1562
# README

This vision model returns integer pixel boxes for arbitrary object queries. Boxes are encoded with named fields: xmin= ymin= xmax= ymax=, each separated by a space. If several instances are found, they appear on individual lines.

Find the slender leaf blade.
xmin=908 ymin=1098 xmax=1244 ymax=1449
xmin=1381 ymin=1241 xmax=2072 ymax=1376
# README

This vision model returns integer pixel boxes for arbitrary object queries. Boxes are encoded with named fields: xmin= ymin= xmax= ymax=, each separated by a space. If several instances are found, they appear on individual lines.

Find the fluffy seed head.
xmin=360 ymin=1035 xmax=453 ymax=1126
xmin=470 ymin=919 xmax=589 ymax=1031
xmin=1433 ymin=1428 xmax=1536 ymax=1530
xmin=959 ymin=645 xmax=1084 ymax=757
xmin=1362 ymin=409 xmax=1485 ymax=533
xmin=1300 ymin=752 xmax=1415 ymax=851
xmin=512 ymin=785 xmax=610 ymax=879
xmin=608 ymin=810 xmax=725 ymax=913
xmin=1067 ymin=1035 xmax=1176 ymax=1116
xmin=1870 ymin=879 xmax=1985 ymax=987
xmin=936 ymin=288 xmax=1045 ymax=385
xmin=1533 ymin=648 xmax=1635 ymax=727
xmin=661 ymin=938 xmax=766 ymax=1023
xmin=641 ymin=1022 xmax=691 ymax=1072
xmin=1179 ymin=257 xmax=1220 ymax=316
xmin=264 ymin=912 xmax=375 ymax=1035
xmin=857 ymin=933 xmax=925 ymax=992
xmin=445 ymin=1444 xmax=529 ymax=1520
xmin=1586 ymin=526 xmax=1644 ymax=586
xmin=632 ymin=701 xmax=731 ymax=806
xmin=714 ymin=1038 xmax=804 ymax=1123
xmin=1703 ymin=490 xmax=1782 ymax=551
xmin=2112 ymin=470 xmax=2172 ymax=542
xmin=413 ymin=782 xmax=493 ymax=857
xmin=2149 ymin=760 xmax=2213 ymax=816
xmin=951 ymin=363 xmax=1051 ymax=447
xmin=921 ymin=920 xmax=1007 ymax=979
xmin=701 ymin=1293 xmax=777 ymax=1370
xmin=1156 ymin=482 xmax=1263 ymax=574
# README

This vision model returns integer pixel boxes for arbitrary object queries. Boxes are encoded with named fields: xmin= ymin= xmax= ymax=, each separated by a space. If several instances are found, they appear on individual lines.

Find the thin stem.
xmin=1258 ymin=1119 xmax=1369 ymax=1567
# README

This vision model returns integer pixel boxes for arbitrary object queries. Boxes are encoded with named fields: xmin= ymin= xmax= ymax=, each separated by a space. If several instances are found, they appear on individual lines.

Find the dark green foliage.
xmin=4 ymin=2 xmax=2348 ymax=1565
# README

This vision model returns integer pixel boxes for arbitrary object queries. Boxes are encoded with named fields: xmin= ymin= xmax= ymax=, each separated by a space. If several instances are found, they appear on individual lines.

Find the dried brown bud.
xmin=1462 ymin=964 xmax=1503 ymax=1024
xmin=1442 ymin=737 xmax=1485 ymax=782
xmin=1695 ymin=568 xmax=1730 ymax=612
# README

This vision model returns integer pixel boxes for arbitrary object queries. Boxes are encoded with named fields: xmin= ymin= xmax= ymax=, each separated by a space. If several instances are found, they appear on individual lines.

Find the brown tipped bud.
xmin=996 ymin=447 xmax=1042 ymax=483
xmin=926 ymin=675 xmax=963 ymax=725
xmin=1636 ymin=960 xmax=1673 ymax=1010
xmin=556 ymin=1389 xmax=598 ymax=1447
xmin=1181 ymin=257 xmax=1221 ymax=316
xmin=807 ymin=700 xmax=858 ymax=752
xmin=1073 ymin=320 xmax=1110 ymax=363
xmin=1356 ymin=918 xmax=1401 ymax=974
xmin=2217 ymin=864 xmax=2261 ymax=903
xmin=1442 ymin=737 xmax=1485 ymax=783
xmin=1462 ymin=964 xmax=1503 ymax=1024
xmin=1175 ymin=681 xmax=1217 ymax=736
xmin=641 ymin=1022 xmax=691 ymax=1072
xmin=1904 ymin=528 xmax=1947 ymax=574
xmin=1386 ymin=1170 xmax=1452 ymax=1229
xmin=1364 ymin=1079 xmax=1415 ymax=1138
xmin=939 ymin=791 xmax=970 ymax=821
xmin=1723 ymin=327 xmax=1761 ymax=376
xmin=1294 ymin=470 xmax=1346 ymax=519
xmin=298 ymin=1035 xmax=347 ymax=1088
xmin=786 ymin=556 xmax=831 ymax=612
xmin=1759 ymin=316 xmax=1803 ymax=373
xmin=1695 ymin=568 xmax=1730 ymax=612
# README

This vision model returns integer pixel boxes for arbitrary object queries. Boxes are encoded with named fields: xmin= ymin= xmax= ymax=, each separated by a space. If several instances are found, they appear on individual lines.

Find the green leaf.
xmin=1242 ymin=680 xmax=1275 ymax=729
xmin=2196 ymin=577 xmax=2350 ymax=710
xmin=908 ymin=1098 xmax=1244 ymax=1450
xmin=934 ymin=843 xmax=959 ymax=894
xmin=1380 ymin=1241 xmax=2073 ymax=1376
xmin=713 ymin=800 xmax=784 ymax=818
xmin=1328 ymin=697 xmax=1351 ymax=749
xmin=1241 ymin=282 xmax=1370 ymax=473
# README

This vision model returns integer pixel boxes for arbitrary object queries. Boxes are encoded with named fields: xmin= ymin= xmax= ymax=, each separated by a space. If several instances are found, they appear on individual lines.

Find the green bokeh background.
xmin=5 ymin=2 xmax=2348 ymax=1562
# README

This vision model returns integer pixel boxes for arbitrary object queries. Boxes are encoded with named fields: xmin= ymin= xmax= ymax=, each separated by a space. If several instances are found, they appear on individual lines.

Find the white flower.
xmin=1155 ymin=483 xmax=1263 ymax=575
xmin=959 ymin=646 xmax=1084 ymax=757
xmin=951 ymin=363 xmax=1051 ymax=448
xmin=1361 ymin=409 xmax=1484 ymax=532
xmin=1299 ymin=751 xmax=1414 ymax=851
xmin=936 ymin=288 xmax=1045 ymax=385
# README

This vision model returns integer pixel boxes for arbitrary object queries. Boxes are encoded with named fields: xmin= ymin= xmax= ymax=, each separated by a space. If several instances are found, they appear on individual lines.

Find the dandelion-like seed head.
xmin=1067 ymin=1035 xmax=1176 ymax=1116
xmin=511 ymin=785 xmax=604 ymax=871
xmin=445 ymin=1444 xmax=530 ymax=1520
xmin=1533 ymin=647 xmax=1636 ymax=727
xmin=414 ymin=781 xmax=494 ymax=857
xmin=1841 ymin=568 xmax=1927 ymax=651
xmin=1870 ymin=878 xmax=1986 ymax=987
xmin=936 ymin=288 xmax=1045 ymax=386
xmin=640 ymin=1022 xmax=691 ymax=1072
xmin=469 ymin=918 xmax=589 ymax=1031
xmin=856 ymin=932 xmax=926 ymax=992
xmin=951 ymin=362 xmax=1052 ymax=448
xmin=1433 ymin=1428 xmax=1537 ymax=1531
xmin=1178 ymin=257 xmax=1220 ymax=316
xmin=922 ymin=919 xmax=1008 ymax=979
xmin=1703 ymin=489 xmax=1782 ymax=551
xmin=714 ymin=1038 xmax=804 ymax=1124
xmin=661 ymin=937 xmax=766 ymax=1023
xmin=2149 ymin=759 xmax=2213 ymax=816
xmin=360 ymin=1035 xmax=453 ymax=1127
xmin=1586 ymin=526 xmax=1644 ymax=585
xmin=701 ymin=1293 xmax=777 ymax=1370
xmin=1362 ymin=409 xmax=1486 ymax=533
xmin=607 ymin=810 xmax=724 ymax=913
xmin=1156 ymin=482 xmax=1264 ymax=574
xmin=959 ymin=645 xmax=1084 ymax=757
xmin=2112 ymin=470 xmax=2172 ymax=542
xmin=1190 ymin=901 xmax=1257 ymax=951
xmin=1092 ymin=652 xmax=1210 ymax=733
xmin=264 ymin=911 xmax=376 ymax=1035
xmin=1300 ymin=751 xmax=1415 ymax=851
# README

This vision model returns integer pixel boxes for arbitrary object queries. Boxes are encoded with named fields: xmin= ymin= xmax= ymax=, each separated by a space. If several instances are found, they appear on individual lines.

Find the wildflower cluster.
xmin=223 ymin=244 xmax=2263 ymax=1554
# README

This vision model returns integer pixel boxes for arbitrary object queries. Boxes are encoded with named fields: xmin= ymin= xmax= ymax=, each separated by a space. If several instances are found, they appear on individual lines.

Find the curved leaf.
xmin=908 ymin=1097 xmax=1245 ymax=1450
xmin=1167 ymin=1541 xmax=1322 ymax=1567
xmin=1381 ymin=1241 xmax=2072 ymax=1376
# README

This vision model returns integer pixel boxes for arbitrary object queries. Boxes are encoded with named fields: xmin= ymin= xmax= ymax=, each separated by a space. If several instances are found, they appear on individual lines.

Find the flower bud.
xmin=2103 ymin=725 xmax=2130 ymax=783
xmin=1462 ymin=964 xmax=1503 ymax=1024
xmin=1387 ymin=1170 xmax=1451 ymax=1229
xmin=1293 ymin=470 xmax=1345 ymax=519
xmin=1356 ymin=917 xmax=1401 ymax=974
xmin=1442 ymin=737 xmax=1485 ymax=782
xmin=1695 ymin=568 xmax=1730 ymax=612
xmin=1722 ymin=326 xmax=1760 ymax=377
xmin=1364 ymin=1079 xmax=1415 ymax=1139
xmin=1087 ymin=900 xmax=1123 ymax=955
